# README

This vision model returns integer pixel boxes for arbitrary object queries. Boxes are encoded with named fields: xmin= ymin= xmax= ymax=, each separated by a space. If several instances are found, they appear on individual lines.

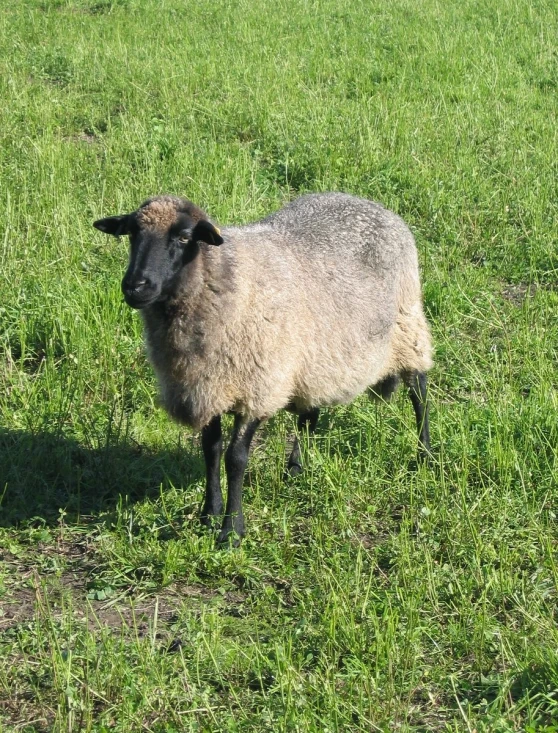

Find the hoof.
xmin=408 ymin=451 xmax=433 ymax=472
xmin=199 ymin=510 xmax=222 ymax=531
xmin=216 ymin=513 xmax=244 ymax=548
xmin=216 ymin=529 xmax=242 ymax=548
xmin=417 ymin=449 xmax=433 ymax=467
xmin=285 ymin=462 xmax=303 ymax=479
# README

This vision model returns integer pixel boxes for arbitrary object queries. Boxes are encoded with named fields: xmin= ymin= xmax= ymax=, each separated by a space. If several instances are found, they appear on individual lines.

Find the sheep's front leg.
xmin=407 ymin=371 xmax=431 ymax=462
xmin=200 ymin=415 xmax=223 ymax=528
xmin=287 ymin=408 xmax=320 ymax=476
xmin=218 ymin=415 xmax=261 ymax=547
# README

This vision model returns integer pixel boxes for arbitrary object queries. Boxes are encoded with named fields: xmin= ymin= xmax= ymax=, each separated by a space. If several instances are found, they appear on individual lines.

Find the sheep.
xmin=93 ymin=193 xmax=433 ymax=545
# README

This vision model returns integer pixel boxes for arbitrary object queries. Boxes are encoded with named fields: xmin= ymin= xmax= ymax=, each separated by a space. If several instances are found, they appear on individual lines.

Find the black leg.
xmin=218 ymin=415 xmax=261 ymax=546
xmin=370 ymin=374 xmax=400 ymax=401
xmin=200 ymin=415 xmax=223 ymax=528
xmin=407 ymin=371 xmax=431 ymax=462
xmin=287 ymin=408 xmax=320 ymax=477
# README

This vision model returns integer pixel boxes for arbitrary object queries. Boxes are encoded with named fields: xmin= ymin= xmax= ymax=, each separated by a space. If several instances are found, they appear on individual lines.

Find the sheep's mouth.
xmin=123 ymin=291 xmax=160 ymax=309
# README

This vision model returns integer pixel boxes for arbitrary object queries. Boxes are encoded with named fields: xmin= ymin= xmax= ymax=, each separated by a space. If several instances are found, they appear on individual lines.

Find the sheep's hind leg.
xmin=406 ymin=371 xmax=431 ymax=463
xmin=287 ymin=408 xmax=320 ymax=477
xmin=370 ymin=374 xmax=400 ymax=401
xmin=218 ymin=415 xmax=261 ymax=547
xmin=200 ymin=415 xmax=223 ymax=528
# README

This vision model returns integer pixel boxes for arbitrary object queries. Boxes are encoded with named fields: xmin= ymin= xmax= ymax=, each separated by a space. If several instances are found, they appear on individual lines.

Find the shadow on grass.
xmin=0 ymin=428 xmax=204 ymax=527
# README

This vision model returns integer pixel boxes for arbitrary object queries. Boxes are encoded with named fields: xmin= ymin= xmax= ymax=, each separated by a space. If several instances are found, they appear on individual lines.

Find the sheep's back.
xmin=261 ymin=192 xmax=413 ymax=271
xmin=224 ymin=194 xmax=422 ymax=411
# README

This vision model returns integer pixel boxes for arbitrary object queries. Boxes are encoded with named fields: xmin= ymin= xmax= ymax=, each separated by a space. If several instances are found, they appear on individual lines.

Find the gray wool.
xmin=139 ymin=193 xmax=432 ymax=430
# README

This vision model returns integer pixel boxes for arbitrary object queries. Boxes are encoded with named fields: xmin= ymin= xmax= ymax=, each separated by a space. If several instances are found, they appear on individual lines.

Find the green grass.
xmin=1 ymin=0 xmax=557 ymax=730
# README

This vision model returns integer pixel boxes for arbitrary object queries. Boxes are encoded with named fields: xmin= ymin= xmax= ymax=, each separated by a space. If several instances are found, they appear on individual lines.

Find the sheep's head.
xmin=93 ymin=196 xmax=223 ymax=309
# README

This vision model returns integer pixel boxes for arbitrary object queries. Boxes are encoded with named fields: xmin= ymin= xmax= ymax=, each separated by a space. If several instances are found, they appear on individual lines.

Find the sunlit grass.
xmin=1 ymin=0 xmax=557 ymax=730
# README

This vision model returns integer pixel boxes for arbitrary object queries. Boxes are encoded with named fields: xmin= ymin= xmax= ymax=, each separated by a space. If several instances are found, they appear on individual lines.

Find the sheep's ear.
xmin=93 ymin=215 xmax=131 ymax=237
xmin=191 ymin=220 xmax=224 ymax=246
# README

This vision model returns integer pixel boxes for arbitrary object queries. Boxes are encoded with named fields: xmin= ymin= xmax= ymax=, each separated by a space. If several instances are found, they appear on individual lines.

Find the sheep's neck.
xmin=142 ymin=243 xmax=234 ymax=346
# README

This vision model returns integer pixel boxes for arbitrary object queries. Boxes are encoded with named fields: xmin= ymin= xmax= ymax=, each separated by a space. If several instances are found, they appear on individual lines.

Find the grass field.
xmin=1 ymin=0 xmax=558 ymax=730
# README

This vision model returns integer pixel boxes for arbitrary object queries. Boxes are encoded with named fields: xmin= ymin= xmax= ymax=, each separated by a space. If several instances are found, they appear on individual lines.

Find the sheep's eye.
xmin=177 ymin=231 xmax=190 ymax=244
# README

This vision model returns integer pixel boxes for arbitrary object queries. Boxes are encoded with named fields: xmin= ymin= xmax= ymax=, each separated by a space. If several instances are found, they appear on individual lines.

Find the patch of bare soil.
xmin=1 ymin=532 xmax=247 ymax=636
xmin=2 ymin=575 xmax=246 ymax=634
xmin=0 ymin=695 xmax=54 ymax=733
xmin=502 ymin=282 xmax=537 ymax=305
xmin=85 ymin=582 xmax=246 ymax=639
xmin=0 ymin=585 xmax=37 ymax=629
xmin=353 ymin=531 xmax=391 ymax=550
xmin=2 ymin=527 xmax=243 ymax=631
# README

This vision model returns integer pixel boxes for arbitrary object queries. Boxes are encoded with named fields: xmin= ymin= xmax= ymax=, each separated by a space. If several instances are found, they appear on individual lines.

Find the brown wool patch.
xmin=137 ymin=197 xmax=182 ymax=230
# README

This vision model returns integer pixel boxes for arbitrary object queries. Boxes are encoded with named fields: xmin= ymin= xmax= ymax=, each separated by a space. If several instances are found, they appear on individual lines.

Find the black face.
xmin=121 ymin=217 xmax=190 ymax=309
xmin=93 ymin=210 xmax=224 ymax=310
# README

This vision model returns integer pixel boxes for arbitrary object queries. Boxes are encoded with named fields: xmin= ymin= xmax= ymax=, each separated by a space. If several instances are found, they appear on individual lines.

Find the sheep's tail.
xmin=368 ymin=374 xmax=401 ymax=402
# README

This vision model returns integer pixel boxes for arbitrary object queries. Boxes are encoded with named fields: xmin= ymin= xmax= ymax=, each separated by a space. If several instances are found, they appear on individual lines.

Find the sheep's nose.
xmin=123 ymin=277 xmax=150 ymax=294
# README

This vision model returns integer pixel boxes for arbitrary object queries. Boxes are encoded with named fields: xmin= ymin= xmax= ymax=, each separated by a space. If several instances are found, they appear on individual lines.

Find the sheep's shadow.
xmin=0 ymin=427 xmax=205 ymax=527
